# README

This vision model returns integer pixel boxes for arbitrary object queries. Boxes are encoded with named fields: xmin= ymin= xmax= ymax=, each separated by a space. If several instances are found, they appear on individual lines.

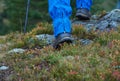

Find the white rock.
xmin=8 ymin=48 xmax=25 ymax=54
xmin=102 ymin=9 xmax=120 ymax=20
xmin=0 ymin=66 xmax=9 ymax=70
xmin=36 ymin=34 xmax=55 ymax=44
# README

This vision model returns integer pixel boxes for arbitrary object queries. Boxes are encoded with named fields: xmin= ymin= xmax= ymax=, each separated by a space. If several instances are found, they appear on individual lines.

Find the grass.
xmin=0 ymin=23 xmax=120 ymax=81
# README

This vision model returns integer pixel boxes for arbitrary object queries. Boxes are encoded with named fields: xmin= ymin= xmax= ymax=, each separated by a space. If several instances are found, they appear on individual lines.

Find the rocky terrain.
xmin=0 ymin=9 xmax=120 ymax=81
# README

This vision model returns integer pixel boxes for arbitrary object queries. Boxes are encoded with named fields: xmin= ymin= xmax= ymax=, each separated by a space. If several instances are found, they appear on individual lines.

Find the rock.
xmin=95 ymin=9 xmax=120 ymax=31
xmin=91 ymin=15 xmax=99 ymax=20
xmin=36 ymin=34 xmax=55 ymax=45
xmin=96 ymin=20 xmax=109 ymax=30
xmin=0 ymin=66 xmax=9 ymax=71
xmin=85 ymin=24 xmax=96 ymax=32
xmin=80 ymin=39 xmax=93 ymax=45
xmin=72 ymin=9 xmax=120 ymax=32
xmin=8 ymin=48 xmax=25 ymax=54
xmin=101 ymin=9 xmax=120 ymax=21
xmin=109 ymin=21 xmax=118 ymax=28
xmin=65 ymin=56 xmax=74 ymax=61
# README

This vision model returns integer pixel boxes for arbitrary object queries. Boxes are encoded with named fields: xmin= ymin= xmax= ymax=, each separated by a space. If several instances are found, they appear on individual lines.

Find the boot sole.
xmin=76 ymin=13 xmax=90 ymax=20
xmin=53 ymin=37 xmax=73 ymax=49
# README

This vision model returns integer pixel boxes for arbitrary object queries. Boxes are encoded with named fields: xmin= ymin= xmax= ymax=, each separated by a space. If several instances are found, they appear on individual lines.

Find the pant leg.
xmin=76 ymin=0 xmax=92 ymax=10
xmin=48 ymin=0 xmax=72 ymax=37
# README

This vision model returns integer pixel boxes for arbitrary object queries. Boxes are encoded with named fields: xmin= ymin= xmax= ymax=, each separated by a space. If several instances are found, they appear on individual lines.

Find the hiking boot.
xmin=53 ymin=33 xmax=73 ymax=49
xmin=76 ymin=8 xmax=91 ymax=20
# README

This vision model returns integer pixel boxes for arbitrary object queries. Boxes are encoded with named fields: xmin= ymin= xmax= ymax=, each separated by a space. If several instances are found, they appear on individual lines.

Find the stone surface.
xmin=96 ymin=9 xmax=120 ymax=31
xmin=0 ymin=66 xmax=9 ymax=71
xmin=8 ymin=48 xmax=25 ymax=54
xmin=72 ymin=9 xmax=120 ymax=32
xmin=36 ymin=34 xmax=55 ymax=45
xmin=80 ymin=39 xmax=93 ymax=45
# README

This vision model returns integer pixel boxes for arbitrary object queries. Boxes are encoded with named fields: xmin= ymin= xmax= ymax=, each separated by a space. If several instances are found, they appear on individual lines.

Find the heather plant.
xmin=0 ymin=23 xmax=120 ymax=81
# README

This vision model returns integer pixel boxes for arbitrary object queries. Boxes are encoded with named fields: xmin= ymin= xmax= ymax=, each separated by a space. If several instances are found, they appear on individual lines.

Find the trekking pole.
xmin=24 ymin=0 xmax=31 ymax=34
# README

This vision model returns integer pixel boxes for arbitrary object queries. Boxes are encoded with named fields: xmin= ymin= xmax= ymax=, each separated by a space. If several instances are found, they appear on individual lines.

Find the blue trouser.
xmin=48 ymin=0 xmax=92 ymax=37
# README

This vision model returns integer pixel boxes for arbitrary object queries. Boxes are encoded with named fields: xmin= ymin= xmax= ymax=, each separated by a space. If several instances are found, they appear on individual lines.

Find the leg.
xmin=48 ymin=0 xmax=72 ymax=37
xmin=76 ymin=0 xmax=92 ymax=10
xmin=76 ymin=0 xmax=93 ymax=20
xmin=48 ymin=0 xmax=73 ymax=48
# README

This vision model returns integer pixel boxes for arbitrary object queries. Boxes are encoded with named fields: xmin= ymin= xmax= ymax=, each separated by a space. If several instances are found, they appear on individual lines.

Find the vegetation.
xmin=0 ymin=0 xmax=120 ymax=80
xmin=0 ymin=23 xmax=120 ymax=81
